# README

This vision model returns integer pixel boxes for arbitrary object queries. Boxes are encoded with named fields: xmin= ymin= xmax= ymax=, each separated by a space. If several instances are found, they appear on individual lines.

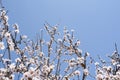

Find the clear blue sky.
xmin=3 ymin=0 xmax=120 ymax=76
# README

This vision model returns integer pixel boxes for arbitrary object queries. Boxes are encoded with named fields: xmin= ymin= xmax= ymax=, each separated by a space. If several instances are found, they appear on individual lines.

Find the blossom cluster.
xmin=0 ymin=2 xmax=120 ymax=80
xmin=95 ymin=51 xmax=120 ymax=80
xmin=0 ymin=7 xmax=91 ymax=80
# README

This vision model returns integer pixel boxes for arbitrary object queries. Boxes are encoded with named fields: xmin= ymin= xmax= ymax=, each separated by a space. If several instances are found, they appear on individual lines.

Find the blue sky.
xmin=3 ymin=0 xmax=120 ymax=73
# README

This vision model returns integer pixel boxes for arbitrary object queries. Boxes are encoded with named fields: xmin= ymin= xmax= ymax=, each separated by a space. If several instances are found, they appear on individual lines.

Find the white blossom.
xmin=0 ymin=42 xmax=5 ymax=50
xmin=2 ymin=58 xmax=11 ymax=63
xmin=57 ymin=38 xmax=62 ymax=42
xmin=13 ymin=23 xmax=19 ymax=33
xmin=1 ymin=10 xmax=6 ymax=16
xmin=30 ymin=58 xmax=35 ymax=63
xmin=107 ymin=66 xmax=112 ymax=72
xmin=83 ymin=69 xmax=89 ymax=76
xmin=15 ymin=30 xmax=19 ymax=33
xmin=33 ymin=77 xmax=40 ymax=80
xmin=0 ymin=54 xmax=3 ymax=57
xmin=53 ymin=26 xmax=57 ymax=30
xmin=76 ymin=40 xmax=80 ymax=46
xmin=42 ymin=65 xmax=51 ymax=75
xmin=86 ymin=52 xmax=90 ymax=56
xmin=7 ymin=38 xmax=14 ymax=45
xmin=96 ymin=73 xmax=103 ymax=80
xmin=13 ymin=23 xmax=19 ymax=29
xmin=77 ymin=57 xmax=84 ymax=64
xmin=39 ymin=52 xmax=44 ymax=57
xmin=74 ymin=70 xmax=80 ymax=75
xmin=10 ymin=75 xmax=15 ymax=80
xmin=9 ymin=45 xmax=14 ymax=51
xmin=64 ymin=27 xmax=68 ymax=33
xmin=9 ymin=63 xmax=15 ymax=72
xmin=49 ymin=65 xmax=55 ymax=70
xmin=111 ymin=59 xmax=117 ymax=65
xmin=4 ymin=32 xmax=11 ymax=38
xmin=3 ymin=15 xmax=9 ymax=21
xmin=23 ymin=72 xmax=31 ymax=79
xmin=21 ymin=35 xmax=27 ymax=39
xmin=77 ymin=48 xmax=82 ymax=53
xmin=95 ymin=62 xmax=99 ymax=66
xmin=15 ymin=58 xmax=21 ymax=62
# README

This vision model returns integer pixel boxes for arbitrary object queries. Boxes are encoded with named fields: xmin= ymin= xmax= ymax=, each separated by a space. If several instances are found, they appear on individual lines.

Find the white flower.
xmin=1 ymin=10 xmax=6 ymax=16
xmin=15 ymin=58 xmax=21 ymax=62
xmin=57 ymin=38 xmax=62 ymax=42
xmin=13 ymin=23 xmax=19 ymax=33
xmin=4 ymin=15 xmax=9 ymax=21
xmin=7 ymin=38 xmax=15 ymax=51
xmin=30 ymin=58 xmax=34 ymax=63
xmin=76 ymin=40 xmax=80 ymax=46
xmin=33 ymin=77 xmax=40 ymax=80
xmin=0 ymin=42 xmax=5 ymax=50
xmin=66 ymin=33 xmax=71 ymax=37
xmin=64 ymin=27 xmax=68 ymax=33
xmin=69 ymin=62 xmax=76 ymax=67
xmin=19 ymin=63 xmax=25 ymax=68
xmin=9 ymin=63 xmax=15 ymax=71
xmin=0 ymin=68 xmax=7 ymax=77
xmin=77 ymin=48 xmax=82 ymax=53
xmin=15 ymin=29 xmax=19 ymax=33
xmin=39 ymin=52 xmax=44 ymax=57
xmin=0 ymin=54 xmax=3 ymax=57
xmin=69 ymin=58 xmax=76 ymax=67
xmin=9 ymin=45 xmax=14 ymax=51
xmin=2 ymin=58 xmax=11 ymax=63
xmin=116 ymin=70 xmax=120 ymax=75
xmin=9 ymin=75 xmax=15 ymax=80
xmin=83 ymin=69 xmax=89 ymax=76
xmin=21 ymin=35 xmax=27 ymax=39
xmin=13 ymin=23 xmax=19 ymax=29
xmin=0 ymin=73 xmax=4 ymax=77
xmin=5 ymin=32 xmax=11 ymax=38
xmin=49 ymin=65 xmax=55 ymax=70
xmin=53 ymin=26 xmax=57 ymax=30
xmin=74 ymin=70 xmax=80 ymax=75
xmin=107 ymin=66 xmax=112 ymax=72
xmin=95 ymin=62 xmax=99 ymax=66
xmin=3 ymin=77 xmax=9 ymax=80
xmin=1 ymin=30 xmax=6 ymax=37
xmin=104 ymin=74 xmax=110 ymax=80
xmin=111 ymin=59 xmax=117 ymax=65
xmin=42 ymin=65 xmax=50 ymax=74
xmin=15 ymin=49 xmax=21 ymax=54
xmin=77 ymin=57 xmax=84 ymax=64
xmin=7 ymin=38 xmax=13 ymax=45
xmin=96 ymin=74 xmax=104 ymax=80
xmin=23 ymin=72 xmax=31 ymax=79
xmin=85 ymin=52 xmax=90 ymax=56
xmin=103 ymin=66 xmax=108 ymax=70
